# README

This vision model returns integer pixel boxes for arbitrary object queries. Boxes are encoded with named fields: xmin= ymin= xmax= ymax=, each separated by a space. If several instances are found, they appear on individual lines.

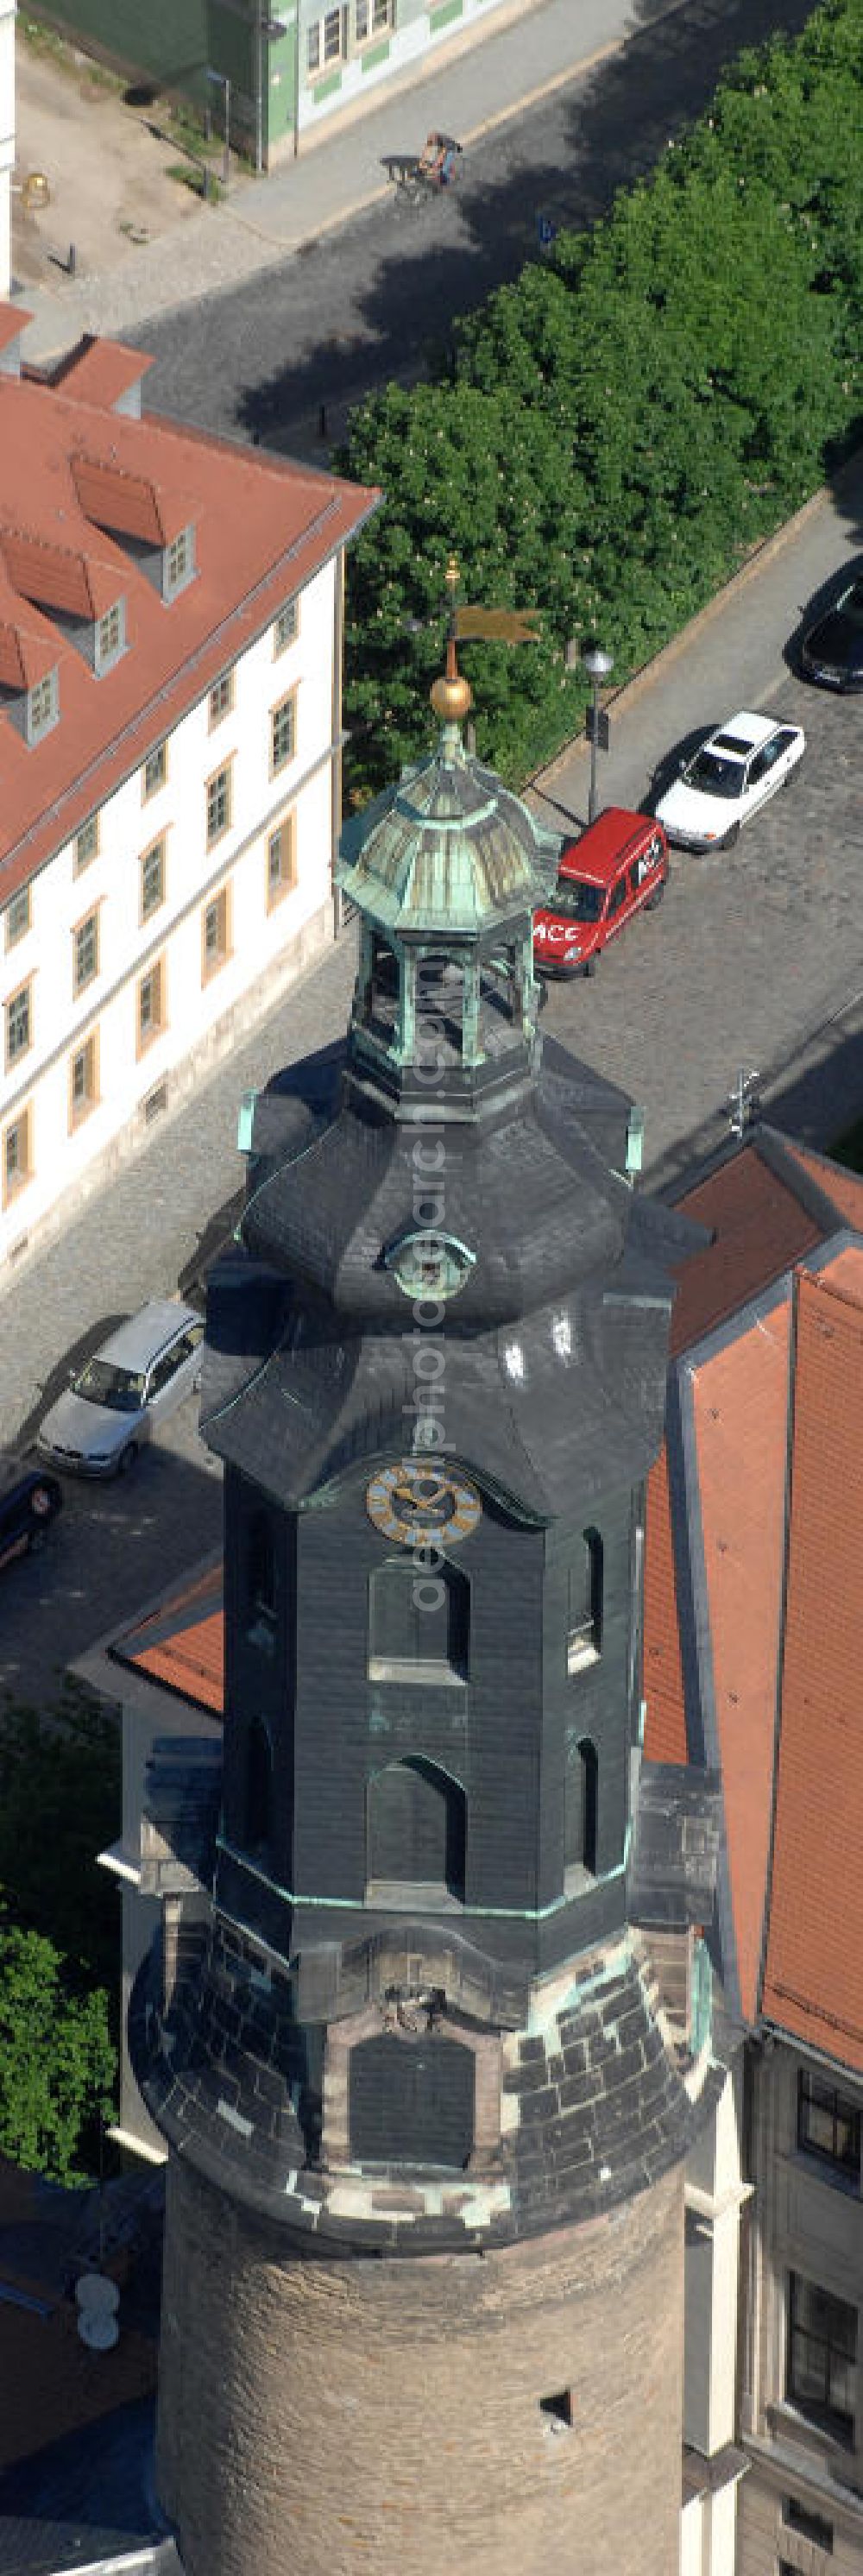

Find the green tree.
xmin=0 ymin=1917 xmax=116 ymax=2185
xmin=0 ymin=1684 xmax=121 ymax=1990
xmin=338 ymin=0 xmax=863 ymax=802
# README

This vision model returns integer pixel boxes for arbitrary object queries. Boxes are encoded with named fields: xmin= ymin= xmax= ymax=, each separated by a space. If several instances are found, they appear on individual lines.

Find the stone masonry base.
xmin=157 ymin=2150 xmax=685 ymax=2576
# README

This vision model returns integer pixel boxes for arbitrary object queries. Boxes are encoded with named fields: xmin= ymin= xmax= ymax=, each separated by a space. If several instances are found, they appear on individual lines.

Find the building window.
xmin=165 ymin=525 xmax=195 ymax=597
xmin=73 ymin=910 xmax=99 ymax=997
xmin=5 ymin=980 xmax=32 ymax=1068
xmin=267 ymin=816 xmax=295 ymax=909
xmin=567 ymin=1527 xmax=603 ymax=1674
xmin=137 ymin=958 xmax=165 ymax=1055
xmin=209 ymin=670 xmax=234 ymax=727
xmin=140 ymin=839 xmax=166 ymax=924
xmin=270 ymin=692 xmax=297 ymax=776
xmin=2 ymin=1103 xmax=32 ymax=1206
xmin=206 ymin=763 xmax=231 ymax=847
xmin=797 ymin=2072 xmax=861 ymax=2183
xmin=787 ymin=2274 xmax=857 ymax=2445
xmin=356 ymin=0 xmax=392 ymax=35
xmin=28 ymin=669 xmax=59 ymax=745
xmin=143 ymin=741 xmax=167 ymax=801
xmin=4 ymin=885 xmax=30 ymax=949
xmin=782 ymin=2497 xmax=834 ymax=2553
xmin=202 ymin=885 xmax=230 ymax=980
xmin=96 ymin=598 xmax=125 ymax=673
xmin=69 ymin=1031 xmax=98 ymax=1128
xmin=368 ymin=1558 xmax=469 ymax=1684
xmin=307 ymin=7 xmax=343 ymax=72
xmin=274 ymin=599 xmax=298 ymax=654
xmin=75 ymin=816 xmax=98 ymax=873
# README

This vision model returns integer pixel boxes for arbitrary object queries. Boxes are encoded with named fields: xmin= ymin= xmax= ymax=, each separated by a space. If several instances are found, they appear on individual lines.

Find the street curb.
xmin=530 ymin=464 xmax=855 ymax=797
xmin=17 ymin=0 xmax=691 ymax=361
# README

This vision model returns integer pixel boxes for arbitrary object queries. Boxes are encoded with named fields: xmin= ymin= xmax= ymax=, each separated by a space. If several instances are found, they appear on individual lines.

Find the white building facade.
xmin=0 ymin=311 xmax=377 ymax=1277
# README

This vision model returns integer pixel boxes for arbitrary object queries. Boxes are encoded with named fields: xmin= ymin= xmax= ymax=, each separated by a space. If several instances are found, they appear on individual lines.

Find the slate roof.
xmin=130 ymin=1917 xmax=705 ymax=2252
xmin=643 ymin=1127 xmax=863 ymax=2070
xmin=205 ymin=1031 xmax=699 ymax=1523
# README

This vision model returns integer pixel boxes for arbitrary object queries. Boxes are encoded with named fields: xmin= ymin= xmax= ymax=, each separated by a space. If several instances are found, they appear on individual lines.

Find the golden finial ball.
xmin=430 ymin=671 xmax=473 ymax=721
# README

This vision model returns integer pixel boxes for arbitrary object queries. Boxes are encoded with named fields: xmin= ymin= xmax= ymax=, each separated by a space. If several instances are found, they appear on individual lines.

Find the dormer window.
xmin=26 ymin=668 xmax=59 ymax=746
xmin=95 ymin=597 xmax=125 ymax=676
xmin=164 ymin=525 xmax=195 ymax=601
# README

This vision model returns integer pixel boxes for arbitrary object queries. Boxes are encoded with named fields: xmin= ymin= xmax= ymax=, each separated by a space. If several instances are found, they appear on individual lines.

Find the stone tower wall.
xmin=157 ymin=2153 xmax=685 ymax=2576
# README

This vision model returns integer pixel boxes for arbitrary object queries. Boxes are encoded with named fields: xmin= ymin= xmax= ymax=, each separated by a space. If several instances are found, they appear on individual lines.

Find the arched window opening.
xmin=366 ymin=1757 xmax=466 ymax=1905
xmin=567 ymin=1527 xmax=603 ymax=1675
xmin=245 ymin=1716 xmax=274 ymax=1860
xmin=367 ymin=935 xmax=400 ymax=1041
xmin=368 ymin=1559 xmax=469 ymax=1685
xmin=564 ymin=1735 xmax=598 ymax=1885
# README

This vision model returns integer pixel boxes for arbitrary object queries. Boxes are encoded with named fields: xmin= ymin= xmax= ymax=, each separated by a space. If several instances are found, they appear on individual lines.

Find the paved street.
xmin=122 ymin=0 xmax=821 ymax=453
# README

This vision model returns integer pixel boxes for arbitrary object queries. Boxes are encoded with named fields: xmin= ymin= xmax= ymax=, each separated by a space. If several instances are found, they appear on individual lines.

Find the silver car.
xmin=37 ymin=1299 xmax=205 ymax=1477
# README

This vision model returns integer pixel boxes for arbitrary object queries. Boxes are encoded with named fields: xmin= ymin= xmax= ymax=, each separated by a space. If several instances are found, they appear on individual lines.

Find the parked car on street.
xmin=799 ymin=571 xmax=863 ymax=690
xmin=37 ymin=1299 xmax=205 ymax=1477
xmin=0 ymin=1453 xmax=63 ymax=1572
xmin=655 ymin=711 xmax=805 ymax=851
xmin=532 ymin=809 xmax=668 ymax=978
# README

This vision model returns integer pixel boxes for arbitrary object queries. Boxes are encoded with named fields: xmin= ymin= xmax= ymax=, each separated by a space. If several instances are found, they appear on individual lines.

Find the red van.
xmin=532 ymin=809 xmax=669 ymax=978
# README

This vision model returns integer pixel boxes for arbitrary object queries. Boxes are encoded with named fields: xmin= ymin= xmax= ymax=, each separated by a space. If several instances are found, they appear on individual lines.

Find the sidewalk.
xmin=15 ymin=0 xmax=682 ymax=366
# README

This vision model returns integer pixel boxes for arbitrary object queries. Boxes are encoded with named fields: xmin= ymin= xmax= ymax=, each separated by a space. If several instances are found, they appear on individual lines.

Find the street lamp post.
xmin=583 ymin=642 xmax=614 ymax=825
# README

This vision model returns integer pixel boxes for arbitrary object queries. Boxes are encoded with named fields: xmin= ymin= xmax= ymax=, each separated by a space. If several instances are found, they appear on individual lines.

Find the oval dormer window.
xmin=384 ymin=1228 xmax=476 ymax=1301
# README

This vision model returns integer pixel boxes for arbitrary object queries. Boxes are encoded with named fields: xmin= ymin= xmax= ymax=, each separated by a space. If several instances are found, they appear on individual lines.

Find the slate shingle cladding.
xmin=130 ymin=1922 xmax=703 ymax=2254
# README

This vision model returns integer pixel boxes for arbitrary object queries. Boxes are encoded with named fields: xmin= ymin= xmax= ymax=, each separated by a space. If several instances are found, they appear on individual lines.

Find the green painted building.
xmin=31 ymin=0 xmax=523 ymax=167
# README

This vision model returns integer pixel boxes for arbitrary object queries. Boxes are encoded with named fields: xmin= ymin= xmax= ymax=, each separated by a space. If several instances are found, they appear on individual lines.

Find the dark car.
xmin=0 ymin=1453 xmax=62 ymax=1574
xmin=800 ymin=574 xmax=863 ymax=690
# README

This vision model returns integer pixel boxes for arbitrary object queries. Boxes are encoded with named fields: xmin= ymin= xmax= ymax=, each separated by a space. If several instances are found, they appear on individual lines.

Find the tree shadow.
xmin=134 ymin=0 xmax=822 ymax=446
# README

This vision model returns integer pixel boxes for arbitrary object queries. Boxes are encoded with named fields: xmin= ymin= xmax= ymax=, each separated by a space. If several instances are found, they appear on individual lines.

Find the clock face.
xmin=366 ymin=1462 xmax=482 ymax=1547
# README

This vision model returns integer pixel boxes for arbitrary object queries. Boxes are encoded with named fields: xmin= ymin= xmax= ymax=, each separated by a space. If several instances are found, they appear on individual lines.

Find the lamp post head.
xmin=583 ymin=643 xmax=614 ymax=683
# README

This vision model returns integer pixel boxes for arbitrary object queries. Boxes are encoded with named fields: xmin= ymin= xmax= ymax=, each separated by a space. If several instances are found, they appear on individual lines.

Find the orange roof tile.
xmin=0 ymin=346 xmax=380 ymax=907
xmin=782 ymin=1137 xmax=863 ymax=1236
xmin=643 ymin=1449 xmax=688 ymax=1765
xmin=762 ymin=1263 xmax=863 ymax=2070
xmin=670 ymin=1144 xmax=822 ymax=1355
xmin=690 ymin=1300 xmax=791 ymax=2021
xmin=52 ymin=331 xmax=154 ymax=411
xmin=110 ymin=1561 xmax=224 ymax=1716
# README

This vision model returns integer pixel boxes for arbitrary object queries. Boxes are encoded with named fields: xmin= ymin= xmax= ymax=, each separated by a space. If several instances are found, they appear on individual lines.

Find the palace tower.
xmin=131 ymin=650 xmax=717 ymax=2576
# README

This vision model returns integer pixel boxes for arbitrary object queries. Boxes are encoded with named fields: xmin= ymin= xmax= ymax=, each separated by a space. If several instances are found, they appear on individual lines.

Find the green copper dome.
xmin=337 ymin=724 xmax=559 ymax=939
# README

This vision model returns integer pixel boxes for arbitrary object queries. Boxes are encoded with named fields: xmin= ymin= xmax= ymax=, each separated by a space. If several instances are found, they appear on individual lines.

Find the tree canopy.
xmin=337 ymin=0 xmax=863 ymax=801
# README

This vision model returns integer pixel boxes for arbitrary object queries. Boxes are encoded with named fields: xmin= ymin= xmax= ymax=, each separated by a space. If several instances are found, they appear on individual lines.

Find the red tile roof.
xmin=781 ymin=1136 xmax=863 ymax=1235
xmin=644 ymin=1132 xmax=863 ymax=2063
xmin=690 ymin=1301 xmax=791 ymax=2022
xmin=0 ymin=312 xmax=380 ymax=908
xmin=669 ymin=1144 xmax=822 ymax=1355
xmin=643 ymin=1448 xmax=688 ymax=1767
xmin=762 ymin=1259 xmax=863 ymax=2071
xmin=52 ymin=332 xmax=154 ymax=412
xmin=110 ymin=1561 xmax=224 ymax=1715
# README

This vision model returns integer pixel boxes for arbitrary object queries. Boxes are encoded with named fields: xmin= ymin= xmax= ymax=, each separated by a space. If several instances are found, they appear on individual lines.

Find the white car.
xmin=655 ymin=710 xmax=805 ymax=851
xmin=37 ymin=1298 xmax=205 ymax=1477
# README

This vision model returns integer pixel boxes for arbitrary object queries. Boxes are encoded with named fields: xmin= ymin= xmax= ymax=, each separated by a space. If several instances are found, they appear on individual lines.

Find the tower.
xmin=131 ymin=643 xmax=716 ymax=2576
